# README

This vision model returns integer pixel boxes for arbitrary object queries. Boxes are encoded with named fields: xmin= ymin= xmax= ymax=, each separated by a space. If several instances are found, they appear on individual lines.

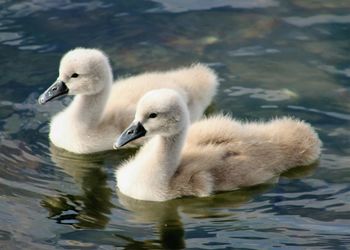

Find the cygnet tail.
xmin=268 ymin=117 xmax=322 ymax=171
xmin=175 ymin=63 xmax=219 ymax=121
xmin=188 ymin=63 xmax=219 ymax=104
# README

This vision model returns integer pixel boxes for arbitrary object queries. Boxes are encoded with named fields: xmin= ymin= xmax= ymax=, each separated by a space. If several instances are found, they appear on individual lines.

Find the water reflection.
xmin=41 ymin=141 xmax=319 ymax=248
xmin=117 ymin=163 xmax=317 ymax=249
xmin=41 ymin=145 xmax=131 ymax=229
xmin=117 ymin=189 xmax=266 ymax=249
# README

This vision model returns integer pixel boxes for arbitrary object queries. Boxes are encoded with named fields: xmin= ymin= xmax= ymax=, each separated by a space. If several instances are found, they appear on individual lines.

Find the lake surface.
xmin=1 ymin=0 xmax=350 ymax=249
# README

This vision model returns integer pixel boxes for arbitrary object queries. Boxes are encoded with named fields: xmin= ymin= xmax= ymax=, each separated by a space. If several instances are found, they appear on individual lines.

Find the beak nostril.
xmin=39 ymin=96 xmax=45 ymax=104
xmin=127 ymin=130 xmax=134 ymax=135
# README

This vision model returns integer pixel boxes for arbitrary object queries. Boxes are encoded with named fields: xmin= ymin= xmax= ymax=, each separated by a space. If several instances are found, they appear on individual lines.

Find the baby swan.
xmin=114 ymin=89 xmax=322 ymax=202
xmin=38 ymin=48 xmax=218 ymax=154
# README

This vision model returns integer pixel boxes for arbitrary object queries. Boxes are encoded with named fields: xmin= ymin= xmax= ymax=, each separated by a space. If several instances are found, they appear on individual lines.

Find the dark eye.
xmin=71 ymin=73 xmax=79 ymax=78
xmin=149 ymin=113 xmax=157 ymax=119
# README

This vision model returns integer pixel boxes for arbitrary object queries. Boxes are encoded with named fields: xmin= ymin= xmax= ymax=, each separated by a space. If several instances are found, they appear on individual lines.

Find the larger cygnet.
xmin=38 ymin=48 xmax=218 ymax=154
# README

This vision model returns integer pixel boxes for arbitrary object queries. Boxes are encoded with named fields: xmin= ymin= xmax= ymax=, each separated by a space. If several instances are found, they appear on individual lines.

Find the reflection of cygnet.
xmin=39 ymin=48 xmax=218 ymax=154
xmin=48 ymin=144 xmax=110 ymax=187
xmin=114 ymin=89 xmax=322 ymax=201
xmin=41 ymin=144 xmax=117 ymax=229
xmin=117 ymin=191 xmax=181 ymax=224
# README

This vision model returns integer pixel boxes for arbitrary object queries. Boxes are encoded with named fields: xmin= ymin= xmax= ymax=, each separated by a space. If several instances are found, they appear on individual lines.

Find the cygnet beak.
xmin=113 ymin=122 xmax=147 ymax=149
xmin=38 ymin=80 xmax=69 ymax=105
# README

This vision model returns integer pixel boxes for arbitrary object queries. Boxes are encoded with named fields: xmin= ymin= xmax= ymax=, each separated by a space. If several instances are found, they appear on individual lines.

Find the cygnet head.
xmin=38 ymin=48 xmax=113 ymax=104
xmin=114 ymin=89 xmax=190 ymax=148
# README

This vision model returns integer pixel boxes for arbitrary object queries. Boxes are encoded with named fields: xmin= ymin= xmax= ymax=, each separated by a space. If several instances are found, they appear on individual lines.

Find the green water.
xmin=0 ymin=0 xmax=350 ymax=249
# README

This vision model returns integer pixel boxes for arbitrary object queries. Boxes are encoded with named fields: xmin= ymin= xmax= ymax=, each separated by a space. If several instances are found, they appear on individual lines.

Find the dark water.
xmin=1 ymin=0 xmax=350 ymax=249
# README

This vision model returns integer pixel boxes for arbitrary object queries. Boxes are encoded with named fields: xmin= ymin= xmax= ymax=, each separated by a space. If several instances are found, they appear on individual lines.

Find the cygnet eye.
xmin=71 ymin=73 xmax=79 ymax=78
xmin=148 ymin=113 xmax=158 ymax=119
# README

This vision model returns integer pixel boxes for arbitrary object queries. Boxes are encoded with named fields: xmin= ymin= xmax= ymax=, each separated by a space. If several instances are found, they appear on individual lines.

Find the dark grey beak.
xmin=113 ymin=122 xmax=147 ymax=149
xmin=38 ymin=80 xmax=69 ymax=105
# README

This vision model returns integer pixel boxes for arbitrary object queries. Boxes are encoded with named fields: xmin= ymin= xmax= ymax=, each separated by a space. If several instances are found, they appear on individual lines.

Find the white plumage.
xmin=39 ymin=48 xmax=218 ymax=154
xmin=115 ymin=89 xmax=322 ymax=201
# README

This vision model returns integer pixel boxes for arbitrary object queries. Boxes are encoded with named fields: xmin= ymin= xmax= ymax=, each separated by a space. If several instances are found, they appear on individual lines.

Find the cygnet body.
xmin=38 ymin=48 xmax=218 ymax=154
xmin=114 ymin=89 xmax=322 ymax=202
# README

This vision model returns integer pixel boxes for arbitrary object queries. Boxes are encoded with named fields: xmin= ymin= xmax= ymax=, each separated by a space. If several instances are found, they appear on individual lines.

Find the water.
xmin=1 ymin=0 xmax=350 ymax=249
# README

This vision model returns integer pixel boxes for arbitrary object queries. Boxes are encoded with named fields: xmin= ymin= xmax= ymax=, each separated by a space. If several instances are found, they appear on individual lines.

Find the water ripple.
xmin=288 ymin=105 xmax=350 ymax=121
xmin=150 ymin=0 xmax=279 ymax=13
xmin=318 ymin=64 xmax=350 ymax=78
xmin=224 ymin=86 xmax=298 ymax=101
xmin=1 ymin=0 xmax=112 ymax=18
xmin=284 ymin=14 xmax=350 ymax=27
xmin=229 ymin=46 xmax=279 ymax=57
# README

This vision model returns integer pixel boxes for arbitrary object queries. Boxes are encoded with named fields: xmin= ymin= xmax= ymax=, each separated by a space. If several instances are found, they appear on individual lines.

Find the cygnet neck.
xmin=156 ymin=131 xmax=186 ymax=173
xmin=66 ymin=80 xmax=112 ymax=128
xmin=135 ymin=123 xmax=188 ymax=186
